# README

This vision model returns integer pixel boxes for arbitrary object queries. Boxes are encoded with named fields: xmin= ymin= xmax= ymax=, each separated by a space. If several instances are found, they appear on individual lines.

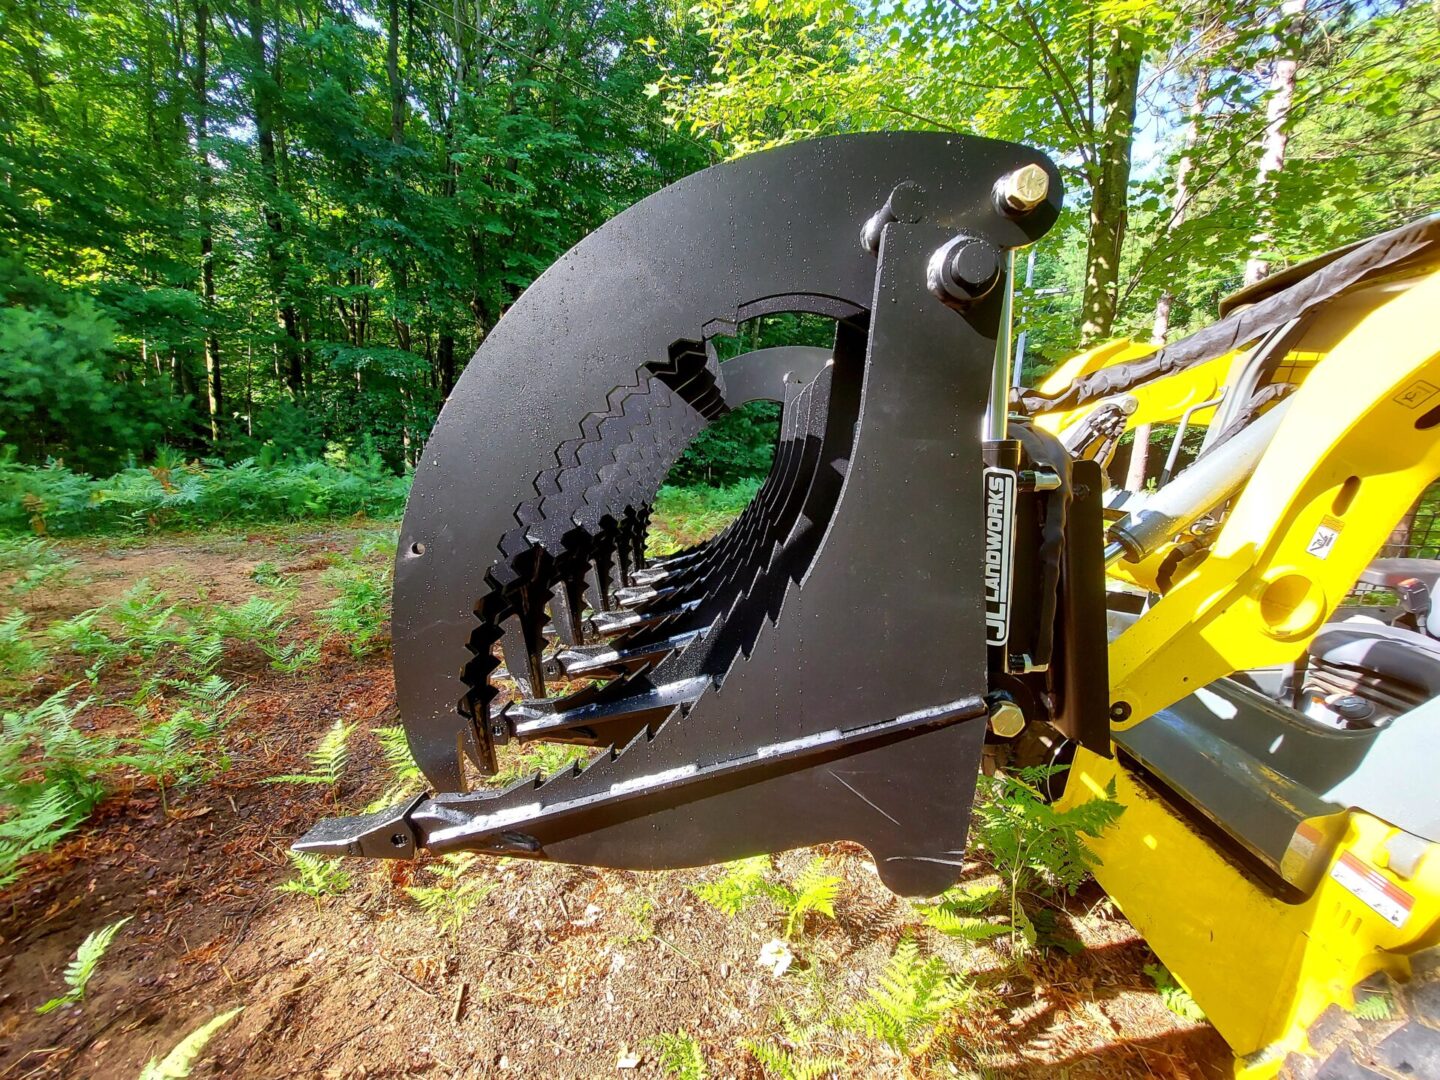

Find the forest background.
xmin=3 ymin=0 xmax=1438 ymax=519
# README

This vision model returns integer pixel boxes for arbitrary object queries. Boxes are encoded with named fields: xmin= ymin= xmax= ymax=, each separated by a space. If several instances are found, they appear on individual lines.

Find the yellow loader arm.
xmin=1027 ymin=225 xmax=1440 ymax=1077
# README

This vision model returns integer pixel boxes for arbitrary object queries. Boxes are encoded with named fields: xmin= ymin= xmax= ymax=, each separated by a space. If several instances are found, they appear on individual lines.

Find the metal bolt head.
xmin=988 ymin=700 xmax=1026 ymax=739
xmin=997 ymin=163 xmax=1050 ymax=214
xmin=927 ymin=234 xmax=1000 ymax=309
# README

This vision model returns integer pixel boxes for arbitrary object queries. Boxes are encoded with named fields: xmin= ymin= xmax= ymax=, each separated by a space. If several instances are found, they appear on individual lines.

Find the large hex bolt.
xmin=987 ymin=700 xmax=1026 ymax=738
xmin=926 ymin=234 xmax=1001 ymax=309
xmin=995 ymin=163 xmax=1050 ymax=215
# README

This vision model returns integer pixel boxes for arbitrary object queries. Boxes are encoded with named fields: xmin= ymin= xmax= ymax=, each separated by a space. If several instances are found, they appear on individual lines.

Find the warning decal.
xmin=1306 ymin=514 xmax=1345 ymax=561
xmin=1330 ymin=850 xmax=1413 ymax=928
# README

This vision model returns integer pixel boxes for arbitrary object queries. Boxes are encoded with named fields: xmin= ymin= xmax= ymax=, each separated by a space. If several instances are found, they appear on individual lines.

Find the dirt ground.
xmin=0 ymin=526 xmax=1232 ymax=1078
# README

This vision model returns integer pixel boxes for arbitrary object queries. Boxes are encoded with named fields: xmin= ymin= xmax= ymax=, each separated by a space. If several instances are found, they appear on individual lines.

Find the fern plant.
xmin=773 ymin=857 xmax=842 ymax=939
xmin=690 ymin=854 xmax=773 ymax=917
xmin=204 ymin=595 xmax=291 ymax=649
xmin=263 ymin=637 xmax=322 ymax=674
xmin=177 ymin=674 xmax=239 ymax=714
xmin=277 ymin=851 xmax=351 ymax=902
xmin=917 ymin=881 xmax=1009 ymax=943
xmin=740 ymin=1038 xmax=842 ymax=1080
xmin=48 ymin=582 xmax=227 ymax=687
xmin=35 ymin=915 xmax=132 ymax=1014
xmin=360 ymin=725 xmax=427 ymax=812
xmin=249 ymin=561 xmax=286 ymax=587
xmin=690 ymin=855 xmax=839 ymax=939
xmin=120 ymin=703 xmax=228 ymax=811
xmin=45 ymin=609 xmax=122 ymax=677
xmin=122 ymin=713 xmax=203 ymax=812
xmin=848 ymin=938 xmax=972 ymax=1058
xmin=649 ymin=1030 xmax=708 ymax=1080
xmin=1 ymin=686 xmax=113 ymax=884
xmin=1144 ymin=961 xmax=1206 ymax=1022
xmin=0 ymin=536 xmax=78 ymax=594
xmin=490 ymin=741 xmax=589 ymax=787
xmin=970 ymin=765 xmax=1124 ymax=946
xmin=0 ymin=610 xmax=47 ymax=682
xmin=405 ymin=854 xmax=493 ymax=943
xmin=265 ymin=719 xmax=354 ymax=787
xmin=138 ymin=1006 xmax=243 ymax=1080
xmin=376 ymin=724 xmax=423 ymax=786
xmin=318 ymin=559 xmax=391 ymax=657
xmin=0 ymin=788 xmax=82 ymax=887
xmin=1352 ymin=992 xmax=1393 ymax=1021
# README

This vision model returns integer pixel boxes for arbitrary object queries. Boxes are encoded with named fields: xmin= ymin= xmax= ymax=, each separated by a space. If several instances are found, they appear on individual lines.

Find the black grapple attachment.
xmin=297 ymin=133 xmax=1074 ymax=897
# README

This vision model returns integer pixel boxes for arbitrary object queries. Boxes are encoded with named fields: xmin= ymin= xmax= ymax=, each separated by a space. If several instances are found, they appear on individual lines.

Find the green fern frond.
xmin=0 ymin=610 xmax=48 ymax=679
xmin=931 ymin=881 xmax=1003 ymax=914
xmin=311 ymin=719 xmax=354 ymax=782
xmin=1352 ymin=993 xmax=1392 ymax=1021
xmin=374 ymin=725 xmax=423 ymax=786
xmin=264 ymin=719 xmax=354 ymax=786
xmin=36 ymin=915 xmax=132 ymax=1013
xmin=138 ymin=1006 xmax=243 ymax=1080
xmin=490 ymin=742 xmax=588 ymax=786
xmin=404 ymin=854 xmax=492 ymax=939
xmin=971 ymin=767 xmax=1124 ymax=904
xmin=318 ymin=561 xmax=391 ymax=657
xmin=690 ymin=854 xmax=772 ymax=917
xmin=740 ymin=1038 xmax=842 ymax=1080
xmin=277 ymin=851 xmax=350 ymax=899
xmin=781 ymin=857 xmax=841 ymax=939
xmin=921 ymin=906 xmax=1009 ymax=941
xmin=650 ymin=1030 xmax=708 ymax=1079
xmin=1144 ymin=962 xmax=1206 ymax=1022
xmin=184 ymin=674 xmax=237 ymax=707
xmin=0 ymin=788 xmax=85 ymax=886
xmin=848 ymin=938 xmax=969 ymax=1056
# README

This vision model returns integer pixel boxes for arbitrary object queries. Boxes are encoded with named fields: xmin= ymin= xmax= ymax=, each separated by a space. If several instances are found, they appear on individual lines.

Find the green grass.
xmin=648 ymin=481 xmax=760 ymax=555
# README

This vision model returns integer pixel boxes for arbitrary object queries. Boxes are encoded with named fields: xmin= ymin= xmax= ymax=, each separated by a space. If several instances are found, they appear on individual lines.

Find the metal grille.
xmin=1378 ymin=483 xmax=1440 ymax=559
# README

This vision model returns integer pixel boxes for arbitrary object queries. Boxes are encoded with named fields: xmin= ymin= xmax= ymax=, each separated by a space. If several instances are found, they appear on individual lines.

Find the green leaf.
xmin=138 ymin=1007 xmax=243 ymax=1079
xmin=36 ymin=915 xmax=131 ymax=1013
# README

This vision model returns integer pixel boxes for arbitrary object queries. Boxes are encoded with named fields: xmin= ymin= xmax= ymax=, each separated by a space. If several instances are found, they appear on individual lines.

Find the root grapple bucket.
xmin=298 ymin=133 xmax=1070 ymax=897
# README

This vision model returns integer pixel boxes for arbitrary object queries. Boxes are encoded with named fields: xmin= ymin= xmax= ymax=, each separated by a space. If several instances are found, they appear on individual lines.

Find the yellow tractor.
xmin=296 ymin=133 xmax=1440 ymax=1077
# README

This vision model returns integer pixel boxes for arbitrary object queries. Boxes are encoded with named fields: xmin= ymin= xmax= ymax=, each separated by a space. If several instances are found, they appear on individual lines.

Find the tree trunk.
xmin=438 ymin=334 xmax=456 ymax=398
xmin=246 ymin=0 xmax=304 ymax=398
xmin=1244 ymin=0 xmax=1307 ymax=287
xmin=386 ymin=0 xmax=414 ymax=353
xmin=194 ymin=0 xmax=222 ymax=443
xmin=1079 ymin=29 xmax=1143 ymax=346
xmin=387 ymin=0 xmax=406 ymax=143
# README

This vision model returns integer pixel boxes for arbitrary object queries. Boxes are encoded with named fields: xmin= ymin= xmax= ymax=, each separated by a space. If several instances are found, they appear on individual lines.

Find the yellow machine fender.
xmin=1060 ymin=746 xmax=1440 ymax=1077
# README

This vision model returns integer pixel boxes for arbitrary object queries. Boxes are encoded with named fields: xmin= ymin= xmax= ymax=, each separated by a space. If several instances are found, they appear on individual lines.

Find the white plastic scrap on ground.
xmin=757 ymin=938 xmax=793 ymax=978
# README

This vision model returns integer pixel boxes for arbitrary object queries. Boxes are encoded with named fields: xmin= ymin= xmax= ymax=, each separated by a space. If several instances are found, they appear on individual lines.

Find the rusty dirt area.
xmin=0 ymin=524 xmax=1231 ymax=1079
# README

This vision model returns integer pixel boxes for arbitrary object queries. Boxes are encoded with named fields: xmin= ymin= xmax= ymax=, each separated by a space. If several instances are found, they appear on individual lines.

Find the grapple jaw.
xmin=297 ymin=133 xmax=1063 ymax=897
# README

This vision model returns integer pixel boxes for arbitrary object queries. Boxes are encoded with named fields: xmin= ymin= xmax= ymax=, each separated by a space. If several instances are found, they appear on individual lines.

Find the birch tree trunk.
xmin=1244 ymin=0 xmax=1307 ymax=287
xmin=1125 ymin=67 xmax=1210 ymax=491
